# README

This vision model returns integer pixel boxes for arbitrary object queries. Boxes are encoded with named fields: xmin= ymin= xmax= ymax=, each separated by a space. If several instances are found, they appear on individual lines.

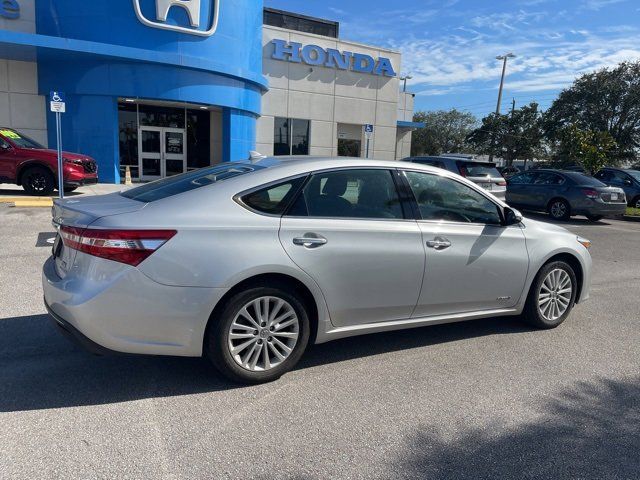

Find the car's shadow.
xmin=0 ymin=188 xmax=84 ymax=198
xmin=0 ymin=313 xmax=534 ymax=413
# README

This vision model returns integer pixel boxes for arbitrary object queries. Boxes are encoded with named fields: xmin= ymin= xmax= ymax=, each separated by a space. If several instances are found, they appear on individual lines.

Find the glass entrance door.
xmin=138 ymin=127 xmax=186 ymax=181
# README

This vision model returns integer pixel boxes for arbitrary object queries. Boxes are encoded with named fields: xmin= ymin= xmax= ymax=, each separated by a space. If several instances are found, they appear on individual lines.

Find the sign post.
xmin=49 ymin=91 xmax=66 ymax=199
xmin=364 ymin=124 xmax=374 ymax=159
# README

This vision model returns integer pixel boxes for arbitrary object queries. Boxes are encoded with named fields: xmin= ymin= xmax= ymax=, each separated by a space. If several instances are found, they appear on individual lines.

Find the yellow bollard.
xmin=125 ymin=166 xmax=132 ymax=186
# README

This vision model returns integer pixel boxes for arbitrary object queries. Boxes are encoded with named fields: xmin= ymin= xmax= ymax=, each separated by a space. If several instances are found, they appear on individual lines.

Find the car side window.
xmin=534 ymin=172 xmax=564 ymax=185
xmin=611 ymin=171 xmax=630 ymax=184
xmin=241 ymin=177 xmax=306 ymax=215
xmin=405 ymin=171 xmax=502 ymax=225
xmin=0 ymin=137 xmax=11 ymax=150
xmin=594 ymin=170 xmax=610 ymax=181
xmin=509 ymin=172 xmax=537 ymax=184
xmin=287 ymin=169 xmax=403 ymax=220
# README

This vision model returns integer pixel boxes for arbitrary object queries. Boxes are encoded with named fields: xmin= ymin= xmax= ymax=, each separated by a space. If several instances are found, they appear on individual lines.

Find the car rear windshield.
xmin=0 ymin=128 xmax=44 ymax=149
xmin=563 ymin=172 xmax=607 ymax=187
xmin=121 ymin=164 xmax=261 ymax=202
xmin=457 ymin=162 xmax=502 ymax=178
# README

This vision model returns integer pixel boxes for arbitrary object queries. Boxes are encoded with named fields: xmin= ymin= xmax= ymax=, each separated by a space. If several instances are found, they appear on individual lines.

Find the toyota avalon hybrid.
xmin=43 ymin=157 xmax=592 ymax=383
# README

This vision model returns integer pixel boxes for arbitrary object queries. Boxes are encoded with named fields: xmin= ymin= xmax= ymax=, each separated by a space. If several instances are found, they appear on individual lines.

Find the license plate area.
xmin=610 ymin=193 xmax=619 ymax=201
xmin=479 ymin=182 xmax=492 ymax=190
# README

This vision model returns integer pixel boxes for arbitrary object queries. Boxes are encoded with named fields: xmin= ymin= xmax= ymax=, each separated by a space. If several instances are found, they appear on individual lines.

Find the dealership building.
xmin=0 ymin=0 xmax=419 ymax=183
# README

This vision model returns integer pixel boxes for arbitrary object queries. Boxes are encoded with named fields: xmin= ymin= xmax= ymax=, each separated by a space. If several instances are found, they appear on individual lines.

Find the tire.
xmin=205 ymin=285 xmax=311 ymax=384
xmin=21 ymin=166 xmax=55 ymax=196
xmin=631 ymin=196 xmax=640 ymax=209
xmin=548 ymin=198 xmax=571 ymax=220
xmin=63 ymin=186 xmax=78 ymax=193
xmin=586 ymin=214 xmax=603 ymax=222
xmin=521 ymin=261 xmax=577 ymax=329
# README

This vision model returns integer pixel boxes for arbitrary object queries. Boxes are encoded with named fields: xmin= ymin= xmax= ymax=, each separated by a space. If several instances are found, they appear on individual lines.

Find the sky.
xmin=264 ymin=0 xmax=640 ymax=119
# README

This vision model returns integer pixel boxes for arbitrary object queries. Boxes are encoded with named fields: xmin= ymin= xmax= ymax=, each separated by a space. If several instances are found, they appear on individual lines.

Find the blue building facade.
xmin=0 ymin=0 xmax=266 ymax=183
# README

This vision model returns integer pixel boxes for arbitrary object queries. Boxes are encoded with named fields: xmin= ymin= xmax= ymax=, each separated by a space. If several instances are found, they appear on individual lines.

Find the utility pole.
xmin=489 ymin=53 xmax=516 ymax=162
xmin=511 ymin=98 xmax=516 ymax=116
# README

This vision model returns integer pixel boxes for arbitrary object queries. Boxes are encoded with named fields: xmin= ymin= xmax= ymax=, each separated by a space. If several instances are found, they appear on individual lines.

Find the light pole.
xmin=400 ymin=75 xmax=413 ymax=93
xmin=495 ymin=53 xmax=515 ymax=114
xmin=490 ymin=53 xmax=515 ymax=162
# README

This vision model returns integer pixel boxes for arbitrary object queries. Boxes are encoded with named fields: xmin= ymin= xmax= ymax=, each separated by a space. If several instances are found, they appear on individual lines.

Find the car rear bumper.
xmin=573 ymin=202 xmax=627 ymax=216
xmin=42 ymin=255 xmax=227 ymax=357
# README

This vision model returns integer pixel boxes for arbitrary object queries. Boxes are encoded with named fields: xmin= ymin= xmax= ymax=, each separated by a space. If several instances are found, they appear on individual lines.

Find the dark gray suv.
xmin=594 ymin=168 xmax=640 ymax=208
xmin=506 ymin=169 xmax=627 ymax=221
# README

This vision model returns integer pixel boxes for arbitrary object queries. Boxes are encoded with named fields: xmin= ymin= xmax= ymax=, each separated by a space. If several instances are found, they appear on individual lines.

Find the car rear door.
xmin=402 ymin=169 xmax=529 ymax=317
xmin=279 ymin=168 xmax=425 ymax=327
xmin=506 ymin=171 xmax=537 ymax=206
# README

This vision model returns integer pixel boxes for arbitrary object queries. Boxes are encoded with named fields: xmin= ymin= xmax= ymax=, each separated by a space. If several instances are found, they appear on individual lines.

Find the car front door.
xmin=279 ymin=168 xmax=425 ymax=327
xmin=403 ymin=170 xmax=529 ymax=317
xmin=0 ymin=135 xmax=16 ymax=180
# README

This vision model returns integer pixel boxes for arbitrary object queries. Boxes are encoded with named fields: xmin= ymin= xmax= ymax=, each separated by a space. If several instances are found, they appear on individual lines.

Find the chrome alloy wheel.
xmin=550 ymin=201 xmax=567 ymax=219
xmin=228 ymin=296 xmax=300 ymax=372
xmin=538 ymin=269 xmax=572 ymax=321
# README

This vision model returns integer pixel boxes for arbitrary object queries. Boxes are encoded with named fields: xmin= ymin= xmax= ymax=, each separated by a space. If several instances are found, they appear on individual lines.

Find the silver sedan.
xmin=43 ymin=157 xmax=592 ymax=383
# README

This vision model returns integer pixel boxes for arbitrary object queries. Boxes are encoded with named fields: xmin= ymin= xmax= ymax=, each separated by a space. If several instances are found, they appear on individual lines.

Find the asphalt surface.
xmin=0 ymin=205 xmax=638 ymax=479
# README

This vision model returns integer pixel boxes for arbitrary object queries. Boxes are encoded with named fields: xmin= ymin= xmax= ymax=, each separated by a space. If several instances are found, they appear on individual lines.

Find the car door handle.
xmin=426 ymin=237 xmax=452 ymax=250
xmin=293 ymin=236 xmax=327 ymax=248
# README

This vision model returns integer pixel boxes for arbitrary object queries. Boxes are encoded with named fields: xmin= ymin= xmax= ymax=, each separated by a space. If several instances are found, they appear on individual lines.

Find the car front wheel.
xmin=22 ymin=166 xmax=55 ymax=196
xmin=206 ymin=285 xmax=310 ymax=384
xmin=522 ymin=261 xmax=577 ymax=329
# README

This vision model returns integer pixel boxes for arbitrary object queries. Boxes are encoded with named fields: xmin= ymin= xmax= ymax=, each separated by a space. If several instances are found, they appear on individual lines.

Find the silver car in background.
xmin=43 ymin=157 xmax=592 ymax=383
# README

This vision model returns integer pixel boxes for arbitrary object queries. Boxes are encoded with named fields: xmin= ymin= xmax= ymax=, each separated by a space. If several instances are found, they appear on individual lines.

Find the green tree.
xmin=466 ymin=102 xmax=545 ymax=165
xmin=544 ymin=61 xmax=640 ymax=160
xmin=411 ymin=109 xmax=477 ymax=156
xmin=557 ymin=125 xmax=617 ymax=174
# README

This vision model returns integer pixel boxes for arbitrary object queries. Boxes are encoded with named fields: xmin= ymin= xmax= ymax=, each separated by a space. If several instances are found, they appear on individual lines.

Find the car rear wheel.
xmin=586 ymin=214 xmax=603 ymax=222
xmin=22 ymin=166 xmax=55 ymax=196
xmin=521 ymin=261 xmax=577 ymax=329
xmin=632 ymin=196 xmax=640 ymax=209
xmin=63 ymin=187 xmax=78 ymax=193
xmin=206 ymin=286 xmax=310 ymax=384
xmin=548 ymin=199 xmax=570 ymax=220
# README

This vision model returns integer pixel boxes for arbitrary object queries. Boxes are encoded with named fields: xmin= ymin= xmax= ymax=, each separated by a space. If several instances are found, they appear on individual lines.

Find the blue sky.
xmin=265 ymin=0 xmax=640 ymax=119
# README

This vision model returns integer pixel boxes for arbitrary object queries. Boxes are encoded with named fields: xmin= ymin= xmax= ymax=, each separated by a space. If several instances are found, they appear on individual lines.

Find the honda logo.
xmin=132 ymin=0 xmax=220 ymax=36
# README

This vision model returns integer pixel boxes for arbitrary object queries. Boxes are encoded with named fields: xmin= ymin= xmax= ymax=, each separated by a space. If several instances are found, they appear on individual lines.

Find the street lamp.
xmin=400 ymin=75 xmax=413 ymax=93
xmin=495 ymin=53 xmax=516 ymax=114
xmin=489 ymin=53 xmax=516 ymax=162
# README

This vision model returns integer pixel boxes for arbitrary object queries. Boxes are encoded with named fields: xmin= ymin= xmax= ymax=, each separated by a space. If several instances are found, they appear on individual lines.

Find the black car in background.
xmin=506 ymin=169 xmax=627 ymax=221
xmin=594 ymin=168 xmax=640 ymax=208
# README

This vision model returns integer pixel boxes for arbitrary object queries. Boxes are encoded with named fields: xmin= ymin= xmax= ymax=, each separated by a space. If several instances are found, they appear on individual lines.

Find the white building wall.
xmin=260 ymin=25 xmax=405 ymax=160
xmin=0 ymin=0 xmax=47 ymax=146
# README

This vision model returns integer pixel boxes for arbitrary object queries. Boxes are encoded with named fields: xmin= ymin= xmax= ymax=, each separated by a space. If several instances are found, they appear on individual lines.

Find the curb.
xmin=622 ymin=215 xmax=640 ymax=222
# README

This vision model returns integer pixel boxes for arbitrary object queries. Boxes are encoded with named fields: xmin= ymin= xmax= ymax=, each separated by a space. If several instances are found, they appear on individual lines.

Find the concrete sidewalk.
xmin=0 ymin=183 xmax=130 ymax=207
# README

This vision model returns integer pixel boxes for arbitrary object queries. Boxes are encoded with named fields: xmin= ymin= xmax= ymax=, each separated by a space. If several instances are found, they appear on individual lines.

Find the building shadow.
xmin=0 ymin=312 xmax=533 ymax=413
xmin=387 ymin=376 xmax=640 ymax=479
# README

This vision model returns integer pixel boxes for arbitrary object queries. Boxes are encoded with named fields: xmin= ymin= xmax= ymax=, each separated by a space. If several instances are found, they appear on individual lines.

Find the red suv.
xmin=0 ymin=128 xmax=98 ymax=196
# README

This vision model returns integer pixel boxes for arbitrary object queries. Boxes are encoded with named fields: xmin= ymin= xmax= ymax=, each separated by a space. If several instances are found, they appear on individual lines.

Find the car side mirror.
xmin=624 ymin=179 xmax=633 ymax=186
xmin=503 ymin=207 xmax=523 ymax=226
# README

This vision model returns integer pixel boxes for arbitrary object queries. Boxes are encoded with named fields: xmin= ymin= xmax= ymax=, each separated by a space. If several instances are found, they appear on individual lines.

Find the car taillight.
xmin=582 ymin=188 xmax=599 ymax=199
xmin=60 ymin=226 xmax=176 ymax=266
xmin=497 ymin=181 xmax=507 ymax=186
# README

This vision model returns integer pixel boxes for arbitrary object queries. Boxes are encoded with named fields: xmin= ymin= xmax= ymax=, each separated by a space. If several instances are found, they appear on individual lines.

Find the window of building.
xmin=118 ymin=103 xmax=139 ymax=179
xmin=273 ymin=117 xmax=310 ymax=156
xmin=405 ymin=171 xmax=502 ymax=225
xmin=263 ymin=8 xmax=339 ymax=38
xmin=288 ymin=169 xmax=403 ymax=219
xmin=337 ymin=139 xmax=361 ymax=157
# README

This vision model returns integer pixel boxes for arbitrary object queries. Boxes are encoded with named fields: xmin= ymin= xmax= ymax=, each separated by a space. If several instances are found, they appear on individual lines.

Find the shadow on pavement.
xmin=0 ymin=188 xmax=83 ymax=198
xmin=0 ymin=312 xmax=532 ymax=412
xmin=388 ymin=376 xmax=640 ymax=479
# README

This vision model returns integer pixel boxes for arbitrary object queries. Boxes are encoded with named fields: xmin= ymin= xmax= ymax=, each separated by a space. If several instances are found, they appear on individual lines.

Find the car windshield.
xmin=563 ymin=171 xmax=606 ymax=187
xmin=626 ymin=170 xmax=640 ymax=182
xmin=0 ymin=128 xmax=44 ymax=149
xmin=458 ymin=162 xmax=502 ymax=178
xmin=121 ymin=163 xmax=262 ymax=202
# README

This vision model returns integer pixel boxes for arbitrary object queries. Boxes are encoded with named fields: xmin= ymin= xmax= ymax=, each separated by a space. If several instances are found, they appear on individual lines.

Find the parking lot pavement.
xmin=0 ymin=205 xmax=638 ymax=480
